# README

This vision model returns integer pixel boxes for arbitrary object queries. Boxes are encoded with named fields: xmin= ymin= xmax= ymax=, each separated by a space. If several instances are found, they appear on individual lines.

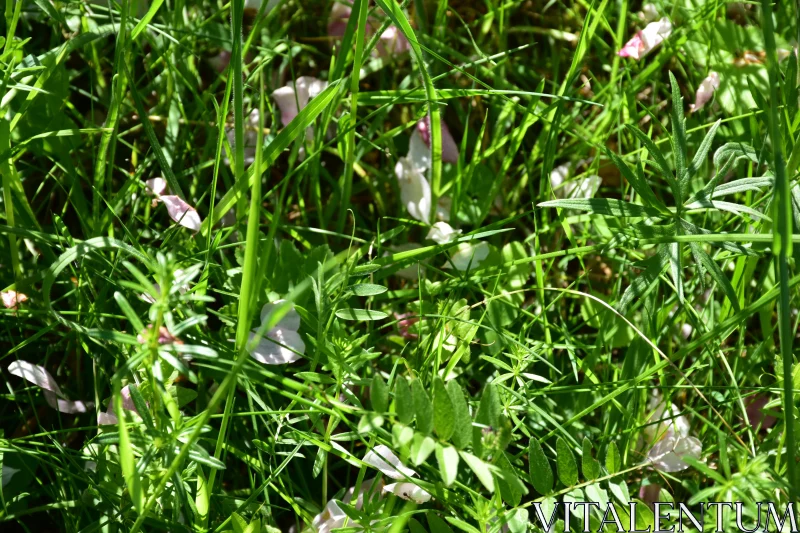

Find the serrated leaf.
xmin=528 ymin=439 xmax=553 ymax=495
xmin=435 ymin=443 xmax=459 ymax=486
xmin=459 ymin=451 xmax=495 ymax=492
xmin=606 ymin=442 xmax=621 ymax=474
xmin=395 ymin=378 xmax=414 ymax=424
xmin=350 ymin=283 xmax=388 ymax=296
xmin=538 ymin=198 xmax=662 ymax=218
xmin=446 ymin=380 xmax=472 ymax=449
xmin=556 ymin=438 xmax=578 ymax=487
xmin=371 ymin=374 xmax=388 ymax=413
xmin=335 ymin=308 xmax=389 ymax=321
xmin=412 ymin=379 xmax=434 ymax=435
xmin=433 ymin=377 xmax=455 ymax=440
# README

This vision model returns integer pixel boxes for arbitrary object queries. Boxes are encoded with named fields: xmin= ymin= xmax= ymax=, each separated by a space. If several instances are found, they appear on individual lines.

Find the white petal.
xmin=416 ymin=117 xmax=459 ymax=163
xmin=248 ymin=328 xmax=305 ymax=365
xmin=639 ymin=3 xmax=659 ymax=22
xmin=408 ymin=129 xmax=431 ymax=171
xmin=426 ymin=222 xmax=461 ymax=244
xmin=272 ymin=86 xmax=303 ymax=126
xmin=363 ymin=444 xmax=417 ymax=480
xmin=690 ymin=72 xmax=720 ymax=112
xmin=564 ymin=175 xmax=602 ymax=199
xmin=395 ymin=157 xmax=431 ymax=222
xmin=383 ymin=482 xmax=432 ymax=503
xmin=639 ymin=18 xmax=672 ymax=52
xmin=260 ymin=299 xmax=301 ymax=330
xmin=97 ymin=412 xmax=119 ymax=426
xmin=161 ymin=195 xmax=203 ymax=231
xmin=376 ymin=26 xmax=411 ymax=57
xmin=445 ymin=242 xmax=490 ymax=271
xmin=550 ymin=163 xmax=570 ymax=193
xmin=8 ymin=361 xmax=63 ymax=396
xmin=145 ymin=177 xmax=167 ymax=196
xmin=300 ymin=76 xmax=328 ymax=99
xmin=648 ymin=435 xmax=702 ymax=472
xmin=44 ymin=390 xmax=91 ymax=414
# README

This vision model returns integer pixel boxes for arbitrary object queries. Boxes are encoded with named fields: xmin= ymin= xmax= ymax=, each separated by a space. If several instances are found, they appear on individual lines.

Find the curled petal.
xmin=565 ymin=175 xmax=602 ymax=199
xmin=272 ymin=77 xmax=327 ymax=127
xmin=395 ymin=157 xmax=432 ymax=222
xmin=618 ymin=18 xmax=672 ymax=59
xmin=328 ymin=2 xmax=352 ymax=39
xmin=2 ymin=291 xmax=28 ymax=309
xmin=161 ymin=195 xmax=203 ymax=231
xmin=689 ymin=72 xmax=720 ymax=113
xmin=44 ymin=391 xmax=90 ymax=414
xmin=445 ymin=242 xmax=490 ymax=271
xmin=383 ymin=482 xmax=431 ymax=503
xmin=145 ymin=177 xmax=167 ymax=196
xmin=260 ymin=299 xmax=301 ymax=331
xmin=363 ymin=444 xmax=417 ymax=480
xmin=8 ymin=361 xmax=63 ymax=396
xmin=426 ymin=221 xmax=461 ymax=244
xmin=248 ymin=327 xmax=305 ymax=365
xmin=408 ymin=129 xmax=431 ymax=171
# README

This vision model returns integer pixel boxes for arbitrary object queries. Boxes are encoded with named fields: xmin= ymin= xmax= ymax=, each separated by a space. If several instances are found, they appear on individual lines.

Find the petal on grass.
xmin=445 ymin=242 xmax=490 ymax=271
xmin=260 ymin=300 xmax=302 ymax=331
xmin=383 ymin=482 xmax=432 ymax=503
xmin=8 ymin=361 xmax=63 ymax=396
xmin=248 ymin=328 xmax=305 ymax=365
xmin=426 ymin=221 xmax=461 ymax=244
xmin=363 ymin=444 xmax=417 ymax=480
xmin=395 ymin=157 xmax=432 ymax=222
xmin=145 ymin=177 xmax=167 ymax=196
xmin=161 ymin=195 xmax=203 ymax=231
xmin=1 ymin=291 xmax=28 ymax=309
xmin=689 ymin=72 xmax=720 ymax=113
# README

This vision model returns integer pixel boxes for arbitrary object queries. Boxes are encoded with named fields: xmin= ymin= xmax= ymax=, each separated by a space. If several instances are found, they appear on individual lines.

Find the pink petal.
xmin=1 ymin=290 xmax=28 ymax=309
xmin=416 ymin=117 xmax=459 ymax=163
xmin=271 ymin=77 xmax=325 ymax=127
xmin=44 ymin=391 xmax=90 ymax=414
xmin=618 ymin=34 xmax=644 ymax=59
xmin=8 ymin=361 xmax=63 ymax=396
xmin=328 ymin=2 xmax=352 ymax=39
xmin=689 ymin=72 xmax=720 ymax=113
xmin=161 ymin=195 xmax=202 ymax=231
xmin=376 ymin=26 xmax=411 ymax=57
xmin=145 ymin=177 xmax=167 ymax=196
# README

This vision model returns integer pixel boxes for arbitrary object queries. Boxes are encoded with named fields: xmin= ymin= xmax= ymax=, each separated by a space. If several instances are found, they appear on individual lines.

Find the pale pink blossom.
xmin=643 ymin=393 xmax=702 ymax=472
xmin=2 ymin=291 xmax=28 ymax=310
xmin=8 ymin=361 xmax=92 ymax=415
xmin=426 ymin=221 xmax=461 ymax=244
xmin=689 ymin=72 xmax=720 ymax=113
xmin=363 ymin=444 xmax=417 ymax=479
xmin=394 ymin=313 xmax=419 ymax=339
xmin=376 ymin=26 xmax=411 ymax=57
xmin=272 ymin=76 xmax=328 ymax=127
xmin=98 ymin=385 xmax=141 ymax=426
xmin=161 ymin=195 xmax=202 ymax=231
xmin=395 ymin=156 xmax=431 ymax=222
xmin=145 ymin=177 xmax=167 ymax=196
xmin=416 ymin=116 xmax=459 ymax=164
xmin=327 ymin=1 xmax=351 ymax=39
xmin=618 ymin=18 xmax=672 ymax=60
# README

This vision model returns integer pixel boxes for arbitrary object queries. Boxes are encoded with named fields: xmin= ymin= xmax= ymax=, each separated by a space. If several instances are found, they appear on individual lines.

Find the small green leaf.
xmin=433 ymin=377 xmax=455 ymax=440
xmin=496 ymin=453 xmax=527 ymax=507
xmin=446 ymin=380 xmax=472 ymax=449
xmin=335 ymin=308 xmax=389 ymax=321
xmin=395 ymin=378 xmax=414 ymax=424
xmin=428 ymin=513 xmax=456 ymax=533
xmin=350 ymin=283 xmax=388 ymax=296
xmin=435 ymin=442 xmax=459 ymax=486
xmin=117 ymin=392 xmax=143 ymax=513
xmin=538 ymin=198 xmax=662 ymax=218
xmin=606 ymin=442 xmax=621 ymax=475
xmin=412 ymin=379 xmax=434 ymax=435
xmin=581 ymin=438 xmax=600 ymax=480
xmin=556 ymin=437 xmax=578 ymax=487
xmin=371 ymin=374 xmax=388 ymax=413
xmin=411 ymin=432 xmax=436 ymax=465
xmin=528 ymin=439 xmax=553 ymax=495
xmin=459 ymin=450 xmax=495 ymax=492
xmin=473 ymin=383 xmax=501 ymax=455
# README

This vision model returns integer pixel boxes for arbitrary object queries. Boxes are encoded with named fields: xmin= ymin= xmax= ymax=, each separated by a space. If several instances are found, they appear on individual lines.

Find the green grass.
xmin=1 ymin=0 xmax=800 ymax=531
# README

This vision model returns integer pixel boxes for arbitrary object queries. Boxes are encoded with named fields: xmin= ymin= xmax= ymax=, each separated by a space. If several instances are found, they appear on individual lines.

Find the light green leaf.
xmin=459 ymin=451 xmax=495 ymax=492
xmin=435 ymin=443 xmax=459 ymax=486
xmin=335 ymin=308 xmax=389 ymax=321
xmin=538 ymin=198 xmax=662 ymax=218
xmin=433 ymin=377 xmax=455 ymax=440
xmin=411 ymin=432 xmax=436 ymax=465
xmin=371 ymin=373 xmax=388 ymax=413
xmin=556 ymin=437 xmax=578 ymax=487
xmin=606 ymin=441 xmax=621 ymax=474
xmin=350 ymin=283 xmax=389 ymax=296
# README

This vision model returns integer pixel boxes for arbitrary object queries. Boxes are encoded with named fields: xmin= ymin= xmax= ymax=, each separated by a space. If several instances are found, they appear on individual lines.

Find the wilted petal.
xmin=44 ymin=391 xmax=90 ymax=414
xmin=98 ymin=385 xmax=140 ymax=426
xmin=8 ymin=361 xmax=63 ymax=396
xmin=161 ymin=195 xmax=203 ymax=231
xmin=638 ymin=3 xmax=659 ymax=23
xmin=426 ymin=221 xmax=461 ymax=244
xmin=145 ymin=177 xmax=167 ymax=196
xmin=644 ymin=393 xmax=691 ymax=442
xmin=445 ymin=242 xmax=490 ymax=271
xmin=618 ymin=18 xmax=672 ymax=59
xmin=1 ymin=290 xmax=28 ymax=309
xmin=395 ymin=157 xmax=432 ymax=222
xmin=260 ymin=299 xmax=302 ymax=331
xmin=416 ymin=117 xmax=459 ymax=163
xmin=383 ymin=482 xmax=431 ymax=503
xmin=363 ymin=444 xmax=417 ymax=480
xmin=248 ymin=328 xmax=305 ymax=365
xmin=689 ymin=72 xmax=720 ymax=112
xmin=647 ymin=434 xmax=702 ymax=472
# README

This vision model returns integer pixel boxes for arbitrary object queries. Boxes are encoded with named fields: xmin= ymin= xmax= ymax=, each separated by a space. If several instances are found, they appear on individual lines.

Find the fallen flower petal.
xmin=376 ymin=26 xmax=411 ymax=57
xmin=98 ymin=385 xmax=141 ymax=426
xmin=426 ymin=221 xmax=461 ymax=244
xmin=647 ymin=433 xmax=702 ymax=472
xmin=272 ymin=76 xmax=327 ymax=127
xmin=395 ymin=156 xmax=432 ymax=222
xmin=248 ymin=328 xmax=305 ymax=365
xmin=327 ymin=1 xmax=351 ymax=40
xmin=8 ymin=361 xmax=92 ymax=415
xmin=363 ymin=444 xmax=417 ymax=480
xmin=2 ymin=291 xmax=28 ymax=309
xmin=618 ymin=18 xmax=672 ymax=60
xmin=416 ymin=116 xmax=460 ymax=164
xmin=161 ymin=195 xmax=203 ymax=231
xmin=145 ymin=177 xmax=167 ymax=196
xmin=383 ymin=482 xmax=432 ymax=503
xmin=689 ymin=72 xmax=720 ymax=112
xmin=260 ymin=300 xmax=302 ymax=331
